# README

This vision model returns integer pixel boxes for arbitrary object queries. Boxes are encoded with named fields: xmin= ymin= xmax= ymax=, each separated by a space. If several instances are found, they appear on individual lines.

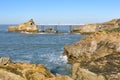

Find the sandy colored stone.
xmin=72 ymin=18 xmax=120 ymax=34
xmin=0 ymin=59 xmax=73 ymax=80
xmin=8 ymin=19 xmax=39 ymax=33
xmin=64 ymin=31 xmax=120 ymax=80
xmin=76 ymin=68 xmax=105 ymax=80
xmin=0 ymin=57 xmax=12 ymax=65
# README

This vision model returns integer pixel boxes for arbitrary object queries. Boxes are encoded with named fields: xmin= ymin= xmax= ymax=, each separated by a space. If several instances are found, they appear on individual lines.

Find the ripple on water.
xmin=0 ymin=26 xmax=82 ymax=75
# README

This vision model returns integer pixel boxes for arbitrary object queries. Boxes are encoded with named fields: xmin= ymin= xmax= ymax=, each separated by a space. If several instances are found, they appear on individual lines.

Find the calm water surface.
xmin=0 ymin=25 xmax=82 ymax=75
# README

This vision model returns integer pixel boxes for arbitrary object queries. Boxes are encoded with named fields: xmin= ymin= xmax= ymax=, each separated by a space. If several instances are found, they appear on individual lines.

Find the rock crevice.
xmin=64 ymin=32 xmax=120 ymax=80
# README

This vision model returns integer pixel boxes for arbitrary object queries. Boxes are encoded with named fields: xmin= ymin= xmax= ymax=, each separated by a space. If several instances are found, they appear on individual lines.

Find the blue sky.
xmin=0 ymin=0 xmax=120 ymax=24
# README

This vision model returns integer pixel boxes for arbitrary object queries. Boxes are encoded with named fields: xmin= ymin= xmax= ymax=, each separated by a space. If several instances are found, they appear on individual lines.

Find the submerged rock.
xmin=72 ymin=18 xmax=120 ymax=34
xmin=0 ymin=57 xmax=73 ymax=80
xmin=8 ymin=19 xmax=39 ymax=33
xmin=64 ymin=31 xmax=120 ymax=80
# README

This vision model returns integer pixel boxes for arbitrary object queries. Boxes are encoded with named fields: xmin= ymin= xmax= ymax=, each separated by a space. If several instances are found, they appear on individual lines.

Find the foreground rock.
xmin=0 ymin=57 xmax=73 ymax=80
xmin=72 ymin=19 xmax=120 ymax=34
xmin=64 ymin=31 xmax=120 ymax=80
xmin=8 ymin=19 xmax=39 ymax=33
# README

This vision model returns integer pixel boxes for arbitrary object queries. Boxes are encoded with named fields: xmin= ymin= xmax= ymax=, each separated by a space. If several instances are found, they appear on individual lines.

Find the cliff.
xmin=72 ymin=18 xmax=120 ymax=34
xmin=0 ymin=57 xmax=73 ymax=80
xmin=64 ymin=31 xmax=120 ymax=80
xmin=8 ymin=19 xmax=39 ymax=33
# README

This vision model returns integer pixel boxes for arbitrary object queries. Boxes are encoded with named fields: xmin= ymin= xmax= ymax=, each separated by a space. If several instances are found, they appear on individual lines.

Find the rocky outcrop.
xmin=0 ymin=57 xmax=12 ymax=65
xmin=72 ymin=19 xmax=120 ymax=34
xmin=45 ymin=27 xmax=59 ymax=33
xmin=8 ymin=19 xmax=39 ymax=33
xmin=0 ymin=57 xmax=73 ymax=80
xmin=45 ymin=27 xmax=53 ymax=33
xmin=64 ymin=31 xmax=120 ymax=80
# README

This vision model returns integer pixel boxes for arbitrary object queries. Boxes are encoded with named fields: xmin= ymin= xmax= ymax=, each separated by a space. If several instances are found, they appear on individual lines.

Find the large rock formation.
xmin=72 ymin=19 xmax=120 ymax=34
xmin=0 ymin=57 xmax=73 ymax=80
xmin=8 ymin=19 xmax=39 ymax=33
xmin=64 ymin=31 xmax=120 ymax=80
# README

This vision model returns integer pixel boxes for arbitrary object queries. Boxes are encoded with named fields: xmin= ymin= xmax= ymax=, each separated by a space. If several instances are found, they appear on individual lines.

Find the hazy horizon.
xmin=0 ymin=0 xmax=120 ymax=24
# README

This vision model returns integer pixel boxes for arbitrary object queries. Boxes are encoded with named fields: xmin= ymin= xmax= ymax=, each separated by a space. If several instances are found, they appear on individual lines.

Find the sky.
xmin=0 ymin=0 xmax=120 ymax=24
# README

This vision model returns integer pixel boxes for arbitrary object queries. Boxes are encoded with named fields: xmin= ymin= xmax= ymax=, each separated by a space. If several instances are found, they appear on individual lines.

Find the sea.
xmin=0 ymin=25 xmax=82 ymax=75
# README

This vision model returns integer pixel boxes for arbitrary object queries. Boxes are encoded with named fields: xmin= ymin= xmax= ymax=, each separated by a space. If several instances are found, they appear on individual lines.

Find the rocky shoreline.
xmin=1 ymin=31 xmax=119 ymax=80
xmin=8 ymin=19 xmax=60 ymax=34
xmin=71 ymin=19 xmax=120 ymax=34
xmin=64 ymin=31 xmax=120 ymax=80
xmin=2 ymin=19 xmax=120 ymax=80
xmin=0 ymin=57 xmax=73 ymax=80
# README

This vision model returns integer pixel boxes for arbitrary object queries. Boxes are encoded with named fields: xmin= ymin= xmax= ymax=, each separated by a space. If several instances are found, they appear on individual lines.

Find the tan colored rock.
xmin=64 ymin=32 xmax=120 ymax=63
xmin=72 ymin=18 xmax=120 ymax=34
xmin=80 ymin=24 xmax=97 ymax=33
xmin=0 ymin=57 xmax=12 ymax=65
xmin=48 ymin=74 xmax=73 ymax=80
xmin=64 ymin=31 xmax=120 ymax=80
xmin=0 ymin=58 xmax=73 ymax=80
xmin=76 ymin=68 xmax=105 ymax=80
xmin=8 ymin=26 xmax=17 ymax=32
xmin=0 ymin=69 xmax=25 ymax=80
xmin=0 ymin=62 xmax=54 ymax=80
xmin=8 ymin=19 xmax=39 ymax=33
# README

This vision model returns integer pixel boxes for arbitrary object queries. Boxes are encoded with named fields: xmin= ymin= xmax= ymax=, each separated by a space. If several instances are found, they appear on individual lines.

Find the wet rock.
xmin=8 ymin=19 xmax=39 ymax=33
xmin=64 ymin=31 xmax=120 ymax=80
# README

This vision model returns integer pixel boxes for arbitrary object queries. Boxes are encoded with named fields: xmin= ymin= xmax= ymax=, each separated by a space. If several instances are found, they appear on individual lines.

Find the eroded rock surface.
xmin=8 ymin=19 xmax=39 ymax=33
xmin=0 ymin=57 xmax=73 ymax=80
xmin=64 ymin=32 xmax=120 ymax=80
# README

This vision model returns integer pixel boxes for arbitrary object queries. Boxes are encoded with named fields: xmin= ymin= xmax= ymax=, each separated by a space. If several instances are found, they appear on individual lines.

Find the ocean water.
xmin=0 ymin=25 xmax=82 ymax=75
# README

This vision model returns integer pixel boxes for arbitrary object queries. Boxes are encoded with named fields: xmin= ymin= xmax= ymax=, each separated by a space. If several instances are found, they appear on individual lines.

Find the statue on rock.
xmin=8 ymin=19 xmax=39 ymax=33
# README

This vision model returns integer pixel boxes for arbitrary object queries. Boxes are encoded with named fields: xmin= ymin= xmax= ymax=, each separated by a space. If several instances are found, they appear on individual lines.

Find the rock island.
xmin=8 ymin=19 xmax=39 ymax=33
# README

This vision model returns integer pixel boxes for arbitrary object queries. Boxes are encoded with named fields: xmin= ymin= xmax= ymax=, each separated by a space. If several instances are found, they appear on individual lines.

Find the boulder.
xmin=8 ymin=26 xmax=17 ymax=32
xmin=0 ymin=57 xmax=12 ymax=65
xmin=72 ymin=18 xmax=120 ymax=34
xmin=64 ymin=31 xmax=120 ymax=80
xmin=8 ymin=19 xmax=39 ymax=33
xmin=72 ymin=63 xmax=105 ymax=80
xmin=45 ymin=28 xmax=53 ymax=33
xmin=0 ymin=57 xmax=73 ymax=80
